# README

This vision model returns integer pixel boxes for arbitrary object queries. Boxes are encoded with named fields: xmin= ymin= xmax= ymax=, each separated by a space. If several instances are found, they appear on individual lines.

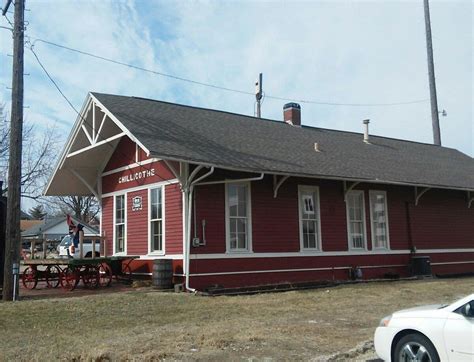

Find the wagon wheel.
xmin=60 ymin=266 xmax=79 ymax=291
xmin=97 ymin=263 xmax=112 ymax=287
xmin=45 ymin=265 xmax=61 ymax=288
xmin=22 ymin=267 xmax=38 ymax=289
xmin=82 ymin=265 xmax=99 ymax=288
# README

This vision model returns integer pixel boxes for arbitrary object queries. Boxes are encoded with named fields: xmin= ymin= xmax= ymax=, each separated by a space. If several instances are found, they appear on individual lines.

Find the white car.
xmin=57 ymin=235 xmax=100 ymax=259
xmin=374 ymin=293 xmax=474 ymax=361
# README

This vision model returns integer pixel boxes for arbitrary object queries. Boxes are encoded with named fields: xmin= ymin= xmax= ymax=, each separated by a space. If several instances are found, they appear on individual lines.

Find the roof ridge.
xmin=91 ymin=92 xmax=466 ymax=154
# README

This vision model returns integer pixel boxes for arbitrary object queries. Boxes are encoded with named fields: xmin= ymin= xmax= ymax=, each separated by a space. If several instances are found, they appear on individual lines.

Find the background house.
xmin=21 ymin=215 xmax=99 ymax=246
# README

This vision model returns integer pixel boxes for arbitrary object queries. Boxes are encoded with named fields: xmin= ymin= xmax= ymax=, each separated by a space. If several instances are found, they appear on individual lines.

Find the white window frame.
xmin=345 ymin=190 xmax=368 ymax=251
xmin=298 ymin=185 xmax=322 ymax=251
xmin=113 ymin=193 xmax=127 ymax=255
xmin=369 ymin=190 xmax=390 ymax=250
xmin=225 ymin=182 xmax=253 ymax=253
xmin=148 ymin=186 xmax=166 ymax=255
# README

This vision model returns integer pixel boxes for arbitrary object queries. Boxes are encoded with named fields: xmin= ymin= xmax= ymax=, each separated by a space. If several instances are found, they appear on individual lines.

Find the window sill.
xmin=147 ymin=251 xmax=165 ymax=256
xmin=300 ymin=249 xmax=323 ymax=253
xmin=226 ymin=250 xmax=253 ymax=254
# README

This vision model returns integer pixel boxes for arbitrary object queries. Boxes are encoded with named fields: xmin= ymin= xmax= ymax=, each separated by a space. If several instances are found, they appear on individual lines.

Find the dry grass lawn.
xmin=0 ymin=277 xmax=472 ymax=361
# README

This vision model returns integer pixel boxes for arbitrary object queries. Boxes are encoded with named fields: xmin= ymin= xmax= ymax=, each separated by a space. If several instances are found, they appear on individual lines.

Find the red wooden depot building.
xmin=45 ymin=93 xmax=474 ymax=291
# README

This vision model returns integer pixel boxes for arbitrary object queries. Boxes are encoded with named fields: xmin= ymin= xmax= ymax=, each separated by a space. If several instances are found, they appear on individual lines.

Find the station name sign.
xmin=118 ymin=168 xmax=155 ymax=184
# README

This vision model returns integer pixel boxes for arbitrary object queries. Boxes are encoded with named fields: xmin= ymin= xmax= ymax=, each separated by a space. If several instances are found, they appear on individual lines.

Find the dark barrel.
xmin=411 ymin=256 xmax=432 ymax=276
xmin=152 ymin=259 xmax=173 ymax=289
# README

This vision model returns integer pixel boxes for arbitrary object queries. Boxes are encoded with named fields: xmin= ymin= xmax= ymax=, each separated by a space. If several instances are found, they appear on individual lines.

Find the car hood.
xmin=393 ymin=304 xmax=447 ymax=318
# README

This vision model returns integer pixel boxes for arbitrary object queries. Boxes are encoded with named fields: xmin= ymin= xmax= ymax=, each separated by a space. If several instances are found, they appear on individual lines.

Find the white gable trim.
xmin=89 ymin=93 xmax=151 ymax=157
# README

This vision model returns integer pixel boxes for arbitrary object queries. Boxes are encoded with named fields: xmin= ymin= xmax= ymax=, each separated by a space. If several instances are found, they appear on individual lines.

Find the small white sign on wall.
xmin=303 ymin=194 xmax=315 ymax=214
xmin=132 ymin=196 xmax=143 ymax=211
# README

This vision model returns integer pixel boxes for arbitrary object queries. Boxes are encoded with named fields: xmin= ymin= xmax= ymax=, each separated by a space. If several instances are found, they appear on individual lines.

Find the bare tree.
xmin=0 ymin=104 xmax=60 ymax=199
xmin=47 ymin=195 xmax=100 ymax=223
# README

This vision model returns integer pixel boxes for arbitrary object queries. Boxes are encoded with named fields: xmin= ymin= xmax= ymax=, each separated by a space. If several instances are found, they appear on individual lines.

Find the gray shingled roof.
xmin=93 ymin=92 xmax=474 ymax=191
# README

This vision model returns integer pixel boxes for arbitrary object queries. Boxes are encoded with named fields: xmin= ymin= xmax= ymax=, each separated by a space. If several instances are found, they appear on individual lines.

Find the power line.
xmin=31 ymin=37 xmax=429 ymax=108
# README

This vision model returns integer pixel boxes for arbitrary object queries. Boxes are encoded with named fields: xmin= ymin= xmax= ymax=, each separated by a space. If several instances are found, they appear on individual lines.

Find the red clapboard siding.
xmin=101 ymin=196 xmax=113 ymax=256
xmin=103 ymin=136 xmax=138 ymax=172
xmin=411 ymin=189 xmax=474 ymax=249
xmin=126 ymin=189 xmax=148 ymax=255
xmin=165 ymin=184 xmax=183 ymax=254
xmin=193 ymin=184 xmax=226 ymax=254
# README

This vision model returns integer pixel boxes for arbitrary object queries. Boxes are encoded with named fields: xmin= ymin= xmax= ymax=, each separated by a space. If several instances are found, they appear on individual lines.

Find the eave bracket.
xmin=273 ymin=175 xmax=289 ymax=198
xmin=415 ymin=187 xmax=431 ymax=206
xmin=344 ymin=181 xmax=360 ymax=202
xmin=468 ymin=191 xmax=474 ymax=209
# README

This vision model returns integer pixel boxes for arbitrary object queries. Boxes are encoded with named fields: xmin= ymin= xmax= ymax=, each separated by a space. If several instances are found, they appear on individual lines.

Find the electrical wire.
xmin=31 ymin=37 xmax=429 ymax=107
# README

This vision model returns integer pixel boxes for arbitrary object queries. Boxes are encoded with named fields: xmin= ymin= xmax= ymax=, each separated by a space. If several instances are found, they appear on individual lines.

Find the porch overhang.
xmin=44 ymin=93 xmax=138 ymax=197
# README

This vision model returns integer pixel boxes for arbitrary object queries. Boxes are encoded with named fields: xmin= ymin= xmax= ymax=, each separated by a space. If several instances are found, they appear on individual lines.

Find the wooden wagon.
xmin=21 ymin=236 xmax=137 ymax=291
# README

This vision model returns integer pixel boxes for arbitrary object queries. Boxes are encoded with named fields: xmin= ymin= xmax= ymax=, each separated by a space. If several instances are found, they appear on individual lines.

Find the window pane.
xmin=230 ymin=233 xmax=237 ymax=249
xmin=230 ymin=219 xmax=237 ymax=234
xmin=116 ymin=195 xmax=124 ymax=223
xmin=152 ymin=220 xmax=162 ymax=251
xmin=308 ymin=233 xmax=316 ymax=249
xmin=237 ymin=219 xmax=246 ymax=233
xmin=228 ymin=186 xmax=238 ymax=217
xmin=116 ymin=224 xmax=124 ymax=252
xmin=237 ymin=233 xmax=246 ymax=249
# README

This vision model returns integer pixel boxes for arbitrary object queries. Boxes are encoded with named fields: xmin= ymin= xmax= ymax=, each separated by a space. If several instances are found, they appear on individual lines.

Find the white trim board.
xmin=189 ymin=248 xmax=474 ymax=260
xmin=102 ymin=158 xmax=161 ymax=176
xmin=139 ymin=254 xmax=184 ymax=260
xmin=186 ymin=261 xmax=471 ymax=278
xmin=430 ymin=261 xmax=474 ymax=266
xmin=102 ymin=179 xmax=179 ymax=198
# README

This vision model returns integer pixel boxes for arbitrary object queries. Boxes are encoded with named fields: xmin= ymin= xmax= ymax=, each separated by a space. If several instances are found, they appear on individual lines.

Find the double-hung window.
xmin=149 ymin=187 xmax=164 ymax=253
xmin=226 ymin=183 xmax=252 ymax=252
xmin=369 ymin=191 xmax=390 ymax=249
xmin=114 ymin=194 xmax=126 ymax=254
xmin=346 ymin=190 xmax=367 ymax=250
xmin=298 ymin=186 xmax=322 ymax=250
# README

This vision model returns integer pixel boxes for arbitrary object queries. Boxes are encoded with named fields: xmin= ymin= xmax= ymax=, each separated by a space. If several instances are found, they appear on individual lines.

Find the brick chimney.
xmin=283 ymin=103 xmax=301 ymax=126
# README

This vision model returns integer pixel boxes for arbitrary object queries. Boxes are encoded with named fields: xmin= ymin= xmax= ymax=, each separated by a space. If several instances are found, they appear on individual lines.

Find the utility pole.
xmin=3 ymin=0 xmax=25 ymax=301
xmin=255 ymin=73 xmax=263 ymax=118
xmin=423 ymin=0 xmax=441 ymax=146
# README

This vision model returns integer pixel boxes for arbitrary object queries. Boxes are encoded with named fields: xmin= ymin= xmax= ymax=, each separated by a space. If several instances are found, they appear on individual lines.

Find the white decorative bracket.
xmin=344 ymin=181 xmax=360 ymax=202
xmin=468 ymin=191 xmax=474 ymax=209
xmin=69 ymin=168 xmax=100 ymax=200
xmin=273 ymin=175 xmax=289 ymax=198
xmin=415 ymin=187 xmax=431 ymax=206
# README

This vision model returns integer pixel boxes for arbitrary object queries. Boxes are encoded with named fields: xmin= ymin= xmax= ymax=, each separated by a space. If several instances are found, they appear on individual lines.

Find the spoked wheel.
xmin=97 ymin=263 xmax=113 ymax=287
xmin=22 ymin=267 xmax=38 ymax=289
xmin=45 ymin=265 xmax=61 ymax=288
xmin=395 ymin=333 xmax=439 ymax=362
xmin=60 ymin=266 xmax=79 ymax=291
xmin=82 ymin=265 xmax=99 ymax=289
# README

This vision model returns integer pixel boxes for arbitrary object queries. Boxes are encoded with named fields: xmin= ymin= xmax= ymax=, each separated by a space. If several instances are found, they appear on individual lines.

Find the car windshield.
xmin=59 ymin=235 xmax=71 ymax=246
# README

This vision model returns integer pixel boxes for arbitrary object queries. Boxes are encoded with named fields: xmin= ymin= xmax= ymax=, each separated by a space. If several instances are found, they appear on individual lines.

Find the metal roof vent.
xmin=363 ymin=119 xmax=370 ymax=144
xmin=314 ymin=142 xmax=321 ymax=152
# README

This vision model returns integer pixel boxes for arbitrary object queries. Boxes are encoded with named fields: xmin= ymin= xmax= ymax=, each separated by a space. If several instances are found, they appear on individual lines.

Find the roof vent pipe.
xmin=363 ymin=119 xmax=370 ymax=143
xmin=283 ymin=103 xmax=301 ymax=126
